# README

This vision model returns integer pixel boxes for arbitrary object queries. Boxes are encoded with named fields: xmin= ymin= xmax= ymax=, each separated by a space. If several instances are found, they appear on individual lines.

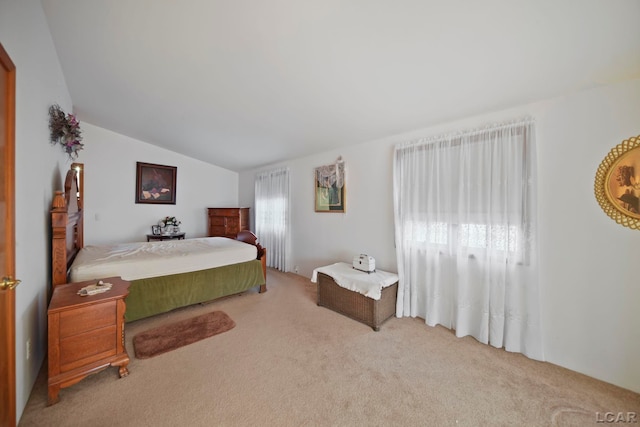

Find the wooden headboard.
xmin=51 ymin=167 xmax=84 ymax=288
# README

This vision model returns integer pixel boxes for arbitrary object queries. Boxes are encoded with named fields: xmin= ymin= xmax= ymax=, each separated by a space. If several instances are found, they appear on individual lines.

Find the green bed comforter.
xmin=125 ymin=259 xmax=265 ymax=322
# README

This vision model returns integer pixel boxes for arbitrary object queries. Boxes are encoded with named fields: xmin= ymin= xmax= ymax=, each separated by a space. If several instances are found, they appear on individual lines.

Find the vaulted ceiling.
xmin=42 ymin=1 xmax=640 ymax=171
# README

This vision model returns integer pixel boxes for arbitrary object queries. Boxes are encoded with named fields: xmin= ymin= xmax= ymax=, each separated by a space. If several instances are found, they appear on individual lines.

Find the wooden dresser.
xmin=47 ymin=276 xmax=130 ymax=405
xmin=207 ymin=207 xmax=250 ymax=238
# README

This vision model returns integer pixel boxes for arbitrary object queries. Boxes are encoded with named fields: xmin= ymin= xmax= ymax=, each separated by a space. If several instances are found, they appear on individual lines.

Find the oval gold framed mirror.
xmin=594 ymin=135 xmax=640 ymax=230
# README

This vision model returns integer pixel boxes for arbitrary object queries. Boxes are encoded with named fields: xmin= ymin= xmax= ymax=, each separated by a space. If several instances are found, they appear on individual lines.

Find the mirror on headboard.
xmin=71 ymin=162 xmax=83 ymax=210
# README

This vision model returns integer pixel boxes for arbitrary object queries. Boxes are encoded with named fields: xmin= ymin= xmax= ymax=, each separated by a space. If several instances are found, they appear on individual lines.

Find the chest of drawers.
xmin=207 ymin=207 xmax=250 ymax=238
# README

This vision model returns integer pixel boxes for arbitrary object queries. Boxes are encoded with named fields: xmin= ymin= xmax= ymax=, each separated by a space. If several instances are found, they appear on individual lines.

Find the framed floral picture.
xmin=135 ymin=162 xmax=177 ymax=204
xmin=314 ymin=158 xmax=345 ymax=212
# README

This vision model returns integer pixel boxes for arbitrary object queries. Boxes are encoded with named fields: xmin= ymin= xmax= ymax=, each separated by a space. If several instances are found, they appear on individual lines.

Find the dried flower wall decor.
xmin=49 ymin=104 xmax=84 ymax=160
xmin=314 ymin=156 xmax=345 ymax=212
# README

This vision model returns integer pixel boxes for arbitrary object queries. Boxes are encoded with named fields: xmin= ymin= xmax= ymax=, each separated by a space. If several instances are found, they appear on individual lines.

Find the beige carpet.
xmin=19 ymin=269 xmax=640 ymax=426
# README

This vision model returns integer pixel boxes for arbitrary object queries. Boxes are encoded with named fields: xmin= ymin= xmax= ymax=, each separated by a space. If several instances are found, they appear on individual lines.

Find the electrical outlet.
xmin=26 ymin=339 xmax=31 ymax=360
xmin=294 ymin=265 xmax=299 ymax=274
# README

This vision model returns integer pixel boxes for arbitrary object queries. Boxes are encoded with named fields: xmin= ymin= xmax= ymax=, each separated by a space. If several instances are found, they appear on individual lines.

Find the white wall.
xmin=79 ymin=123 xmax=238 ymax=245
xmin=242 ymin=144 xmax=398 ymax=275
xmin=536 ymin=80 xmax=640 ymax=394
xmin=239 ymin=78 xmax=640 ymax=393
xmin=0 ymin=0 xmax=72 ymax=420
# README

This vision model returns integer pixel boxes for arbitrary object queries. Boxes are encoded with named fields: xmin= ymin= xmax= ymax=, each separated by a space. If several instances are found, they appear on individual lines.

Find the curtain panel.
xmin=255 ymin=167 xmax=290 ymax=271
xmin=393 ymin=119 xmax=542 ymax=360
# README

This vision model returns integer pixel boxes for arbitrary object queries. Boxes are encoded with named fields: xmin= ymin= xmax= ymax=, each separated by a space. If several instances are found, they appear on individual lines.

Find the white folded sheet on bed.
xmin=70 ymin=237 xmax=257 ymax=282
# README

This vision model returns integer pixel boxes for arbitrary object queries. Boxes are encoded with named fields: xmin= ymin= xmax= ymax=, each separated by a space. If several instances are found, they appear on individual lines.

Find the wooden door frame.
xmin=0 ymin=42 xmax=17 ymax=427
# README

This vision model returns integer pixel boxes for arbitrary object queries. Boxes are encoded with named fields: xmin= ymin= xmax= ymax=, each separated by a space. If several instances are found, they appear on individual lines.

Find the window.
xmin=406 ymin=221 xmax=518 ymax=253
xmin=255 ymin=167 xmax=290 ymax=271
xmin=393 ymin=118 xmax=542 ymax=359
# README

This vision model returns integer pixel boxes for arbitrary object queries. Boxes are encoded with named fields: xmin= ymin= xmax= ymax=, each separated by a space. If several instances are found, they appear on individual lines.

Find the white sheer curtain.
xmin=255 ymin=167 xmax=289 ymax=271
xmin=393 ymin=119 xmax=542 ymax=360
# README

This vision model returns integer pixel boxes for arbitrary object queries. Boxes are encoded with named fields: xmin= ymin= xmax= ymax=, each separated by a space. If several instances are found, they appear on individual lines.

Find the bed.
xmin=51 ymin=167 xmax=267 ymax=322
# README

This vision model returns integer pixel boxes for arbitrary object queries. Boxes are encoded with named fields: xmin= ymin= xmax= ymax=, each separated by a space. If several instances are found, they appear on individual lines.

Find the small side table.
xmin=47 ymin=277 xmax=130 ymax=405
xmin=312 ymin=262 xmax=398 ymax=331
xmin=147 ymin=232 xmax=186 ymax=242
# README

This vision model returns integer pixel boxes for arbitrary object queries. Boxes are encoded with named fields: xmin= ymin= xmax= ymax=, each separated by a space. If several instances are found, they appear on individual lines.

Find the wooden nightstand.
xmin=47 ymin=277 xmax=130 ymax=405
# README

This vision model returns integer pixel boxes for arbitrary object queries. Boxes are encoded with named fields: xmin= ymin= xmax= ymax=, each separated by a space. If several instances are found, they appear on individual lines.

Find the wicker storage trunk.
xmin=317 ymin=272 xmax=398 ymax=331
